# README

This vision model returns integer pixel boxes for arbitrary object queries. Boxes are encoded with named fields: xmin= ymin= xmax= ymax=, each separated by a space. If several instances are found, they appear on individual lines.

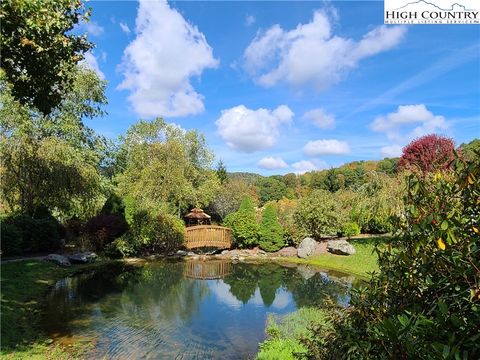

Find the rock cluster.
xmin=46 ymin=251 xmax=98 ymax=266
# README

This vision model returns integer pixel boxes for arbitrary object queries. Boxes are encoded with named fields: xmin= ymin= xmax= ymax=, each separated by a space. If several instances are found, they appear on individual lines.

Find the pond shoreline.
xmin=1 ymin=237 xmax=379 ymax=358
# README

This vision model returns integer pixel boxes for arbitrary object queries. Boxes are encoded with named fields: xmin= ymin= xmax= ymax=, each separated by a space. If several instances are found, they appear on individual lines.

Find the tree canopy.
xmin=0 ymin=0 xmax=92 ymax=114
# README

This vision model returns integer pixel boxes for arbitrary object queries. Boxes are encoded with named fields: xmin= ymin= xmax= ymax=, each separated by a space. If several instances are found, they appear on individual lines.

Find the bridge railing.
xmin=184 ymin=225 xmax=232 ymax=249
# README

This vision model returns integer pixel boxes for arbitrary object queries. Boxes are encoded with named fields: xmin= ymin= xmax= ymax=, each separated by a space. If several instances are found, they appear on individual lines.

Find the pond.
xmin=44 ymin=260 xmax=359 ymax=359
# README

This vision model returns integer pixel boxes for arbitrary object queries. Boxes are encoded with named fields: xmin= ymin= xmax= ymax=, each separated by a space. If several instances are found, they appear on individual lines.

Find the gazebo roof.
xmin=184 ymin=207 xmax=211 ymax=219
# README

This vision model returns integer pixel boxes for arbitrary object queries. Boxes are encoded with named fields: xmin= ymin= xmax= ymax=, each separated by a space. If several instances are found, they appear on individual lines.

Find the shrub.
xmin=350 ymin=173 xmax=404 ymax=234
xmin=128 ymin=211 xmax=185 ymax=254
xmin=266 ymin=199 xmax=302 ymax=246
xmin=398 ymin=134 xmax=456 ymax=174
xmin=309 ymin=155 xmax=480 ymax=359
xmin=339 ymin=222 xmax=360 ymax=237
xmin=0 ymin=221 xmax=22 ymax=255
xmin=258 ymin=205 xmax=284 ymax=252
xmin=101 ymin=193 xmax=126 ymax=216
xmin=294 ymin=190 xmax=343 ymax=238
xmin=223 ymin=196 xmax=259 ymax=248
xmin=2 ymin=211 xmax=62 ymax=253
xmin=85 ymin=213 xmax=128 ymax=250
xmin=104 ymin=234 xmax=137 ymax=258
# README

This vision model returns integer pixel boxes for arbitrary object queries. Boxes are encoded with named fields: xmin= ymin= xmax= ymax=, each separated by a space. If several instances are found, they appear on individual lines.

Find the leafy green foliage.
xmin=101 ymin=193 xmax=126 ymax=216
xmin=310 ymin=155 xmax=480 ymax=359
xmin=255 ymin=177 xmax=289 ymax=205
xmin=350 ymin=173 xmax=404 ymax=234
xmin=340 ymin=222 xmax=361 ymax=237
xmin=118 ymin=211 xmax=185 ymax=255
xmin=258 ymin=205 xmax=284 ymax=252
xmin=0 ymin=67 xmax=107 ymax=218
xmin=208 ymin=179 xmax=257 ymax=220
xmin=0 ymin=221 xmax=23 ymax=255
xmin=0 ymin=0 xmax=92 ymax=114
xmin=223 ymin=196 xmax=259 ymax=248
xmin=116 ymin=118 xmax=219 ymax=217
xmin=215 ymin=159 xmax=228 ymax=184
xmin=1 ymin=211 xmax=62 ymax=255
xmin=459 ymin=138 xmax=480 ymax=162
xmin=294 ymin=190 xmax=344 ymax=238
xmin=266 ymin=198 xmax=301 ymax=246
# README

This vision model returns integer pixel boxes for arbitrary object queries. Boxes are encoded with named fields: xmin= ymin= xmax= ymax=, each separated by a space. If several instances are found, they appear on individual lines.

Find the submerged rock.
xmin=297 ymin=237 xmax=317 ymax=258
xmin=327 ymin=240 xmax=356 ymax=255
xmin=68 ymin=252 xmax=97 ymax=264
xmin=47 ymin=254 xmax=71 ymax=267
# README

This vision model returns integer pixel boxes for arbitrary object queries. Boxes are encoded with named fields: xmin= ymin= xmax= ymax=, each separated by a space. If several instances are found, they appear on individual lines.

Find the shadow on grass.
xmin=0 ymin=259 xmax=118 ymax=357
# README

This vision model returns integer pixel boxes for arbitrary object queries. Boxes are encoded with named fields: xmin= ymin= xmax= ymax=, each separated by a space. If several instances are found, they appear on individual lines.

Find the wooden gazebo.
xmin=184 ymin=208 xmax=211 ymax=227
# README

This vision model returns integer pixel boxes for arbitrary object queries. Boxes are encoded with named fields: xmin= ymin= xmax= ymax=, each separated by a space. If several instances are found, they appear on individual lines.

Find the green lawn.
xmin=281 ymin=236 xmax=389 ymax=278
xmin=0 ymin=259 xmax=116 ymax=359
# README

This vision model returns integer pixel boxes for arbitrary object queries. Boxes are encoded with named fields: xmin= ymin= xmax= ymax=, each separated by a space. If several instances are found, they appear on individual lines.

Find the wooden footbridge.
xmin=184 ymin=225 xmax=233 ymax=250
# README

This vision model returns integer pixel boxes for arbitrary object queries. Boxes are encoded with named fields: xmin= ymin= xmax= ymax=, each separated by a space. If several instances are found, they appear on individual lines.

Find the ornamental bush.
xmin=293 ymin=190 xmax=343 ymax=238
xmin=85 ymin=213 xmax=128 ymax=250
xmin=307 ymin=153 xmax=480 ymax=359
xmin=258 ymin=205 xmax=284 ymax=252
xmin=223 ymin=196 xmax=259 ymax=248
xmin=129 ymin=211 xmax=185 ymax=254
xmin=398 ymin=134 xmax=456 ymax=174
xmin=1 ymin=210 xmax=63 ymax=254
xmin=339 ymin=222 xmax=361 ymax=237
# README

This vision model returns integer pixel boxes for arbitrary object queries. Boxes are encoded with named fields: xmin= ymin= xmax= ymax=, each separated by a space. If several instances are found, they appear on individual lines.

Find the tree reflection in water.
xmin=44 ymin=260 xmax=357 ymax=359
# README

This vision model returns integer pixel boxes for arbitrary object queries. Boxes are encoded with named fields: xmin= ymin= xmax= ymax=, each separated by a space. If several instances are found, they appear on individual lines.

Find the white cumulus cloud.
xmin=216 ymin=105 xmax=294 ymax=153
xmin=291 ymin=159 xmax=328 ymax=174
xmin=118 ymin=0 xmax=219 ymax=117
xmin=258 ymin=156 xmax=289 ymax=170
xmin=371 ymin=104 xmax=449 ymax=142
xmin=303 ymin=108 xmax=335 ymax=129
xmin=304 ymin=139 xmax=350 ymax=156
xmin=243 ymin=10 xmax=406 ymax=90
xmin=371 ymin=104 xmax=449 ymax=158
xmin=80 ymin=52 xmax=105 ymax=79
xmin=380 ymin=144 xmax=403 ymax=158
xmin=119 ymin=22 xmax=131 ymax=34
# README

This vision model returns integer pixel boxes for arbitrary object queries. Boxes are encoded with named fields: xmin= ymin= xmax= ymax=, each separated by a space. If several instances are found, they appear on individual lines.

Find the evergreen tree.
xmin=216 ymin=159 xmax=228 ymax=184
xmin=259 ymin=204 xmax=284 ymax=252
xmin=223 ymin=196 xmax=258 ymax=248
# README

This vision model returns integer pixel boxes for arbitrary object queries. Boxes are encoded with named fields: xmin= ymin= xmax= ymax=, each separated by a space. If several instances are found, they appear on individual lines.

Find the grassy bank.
xmin=279 ymin=236 xmax=388 ymax=278
xmin=0 ymin=259 xmax=118 ymax=359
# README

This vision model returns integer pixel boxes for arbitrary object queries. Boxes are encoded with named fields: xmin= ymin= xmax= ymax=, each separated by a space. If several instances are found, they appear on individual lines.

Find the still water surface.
xmin=45 ymin=260 xmax=358 ymax=359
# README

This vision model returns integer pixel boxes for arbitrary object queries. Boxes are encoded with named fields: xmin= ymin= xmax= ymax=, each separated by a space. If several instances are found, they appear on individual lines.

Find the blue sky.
xmin=80 ymin=0 xmax=480 ymax=174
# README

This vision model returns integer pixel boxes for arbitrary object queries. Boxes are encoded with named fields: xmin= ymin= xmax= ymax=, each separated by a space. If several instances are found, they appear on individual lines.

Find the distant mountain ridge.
xmin=393 ymin=0 xmax=474 ymax=11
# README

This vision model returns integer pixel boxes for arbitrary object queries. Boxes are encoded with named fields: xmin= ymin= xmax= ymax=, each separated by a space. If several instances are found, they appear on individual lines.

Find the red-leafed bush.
xmin=398 ymin=134 xmax=456 ymax=174
xmin=85 ymin=213 xmax=128 ymax=250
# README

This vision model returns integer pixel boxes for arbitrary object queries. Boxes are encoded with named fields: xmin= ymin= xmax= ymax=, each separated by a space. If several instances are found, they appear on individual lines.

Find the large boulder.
xmin=327 ymin=240 xmax=356 ymax=255
xmin=297 ymin=237 xmax=317 ymax=258
xmin=271 ymin=246 xmax=297 ymax=257
xmin=68 ymin=251 xmax=97 ymax=264
xmin=46 ymin=254 xmax=71 ymax=267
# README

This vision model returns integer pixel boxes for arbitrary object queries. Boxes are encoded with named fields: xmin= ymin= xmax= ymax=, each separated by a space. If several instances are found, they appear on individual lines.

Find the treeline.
xmin=1 ymin=0 xmax=479 ymax=258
